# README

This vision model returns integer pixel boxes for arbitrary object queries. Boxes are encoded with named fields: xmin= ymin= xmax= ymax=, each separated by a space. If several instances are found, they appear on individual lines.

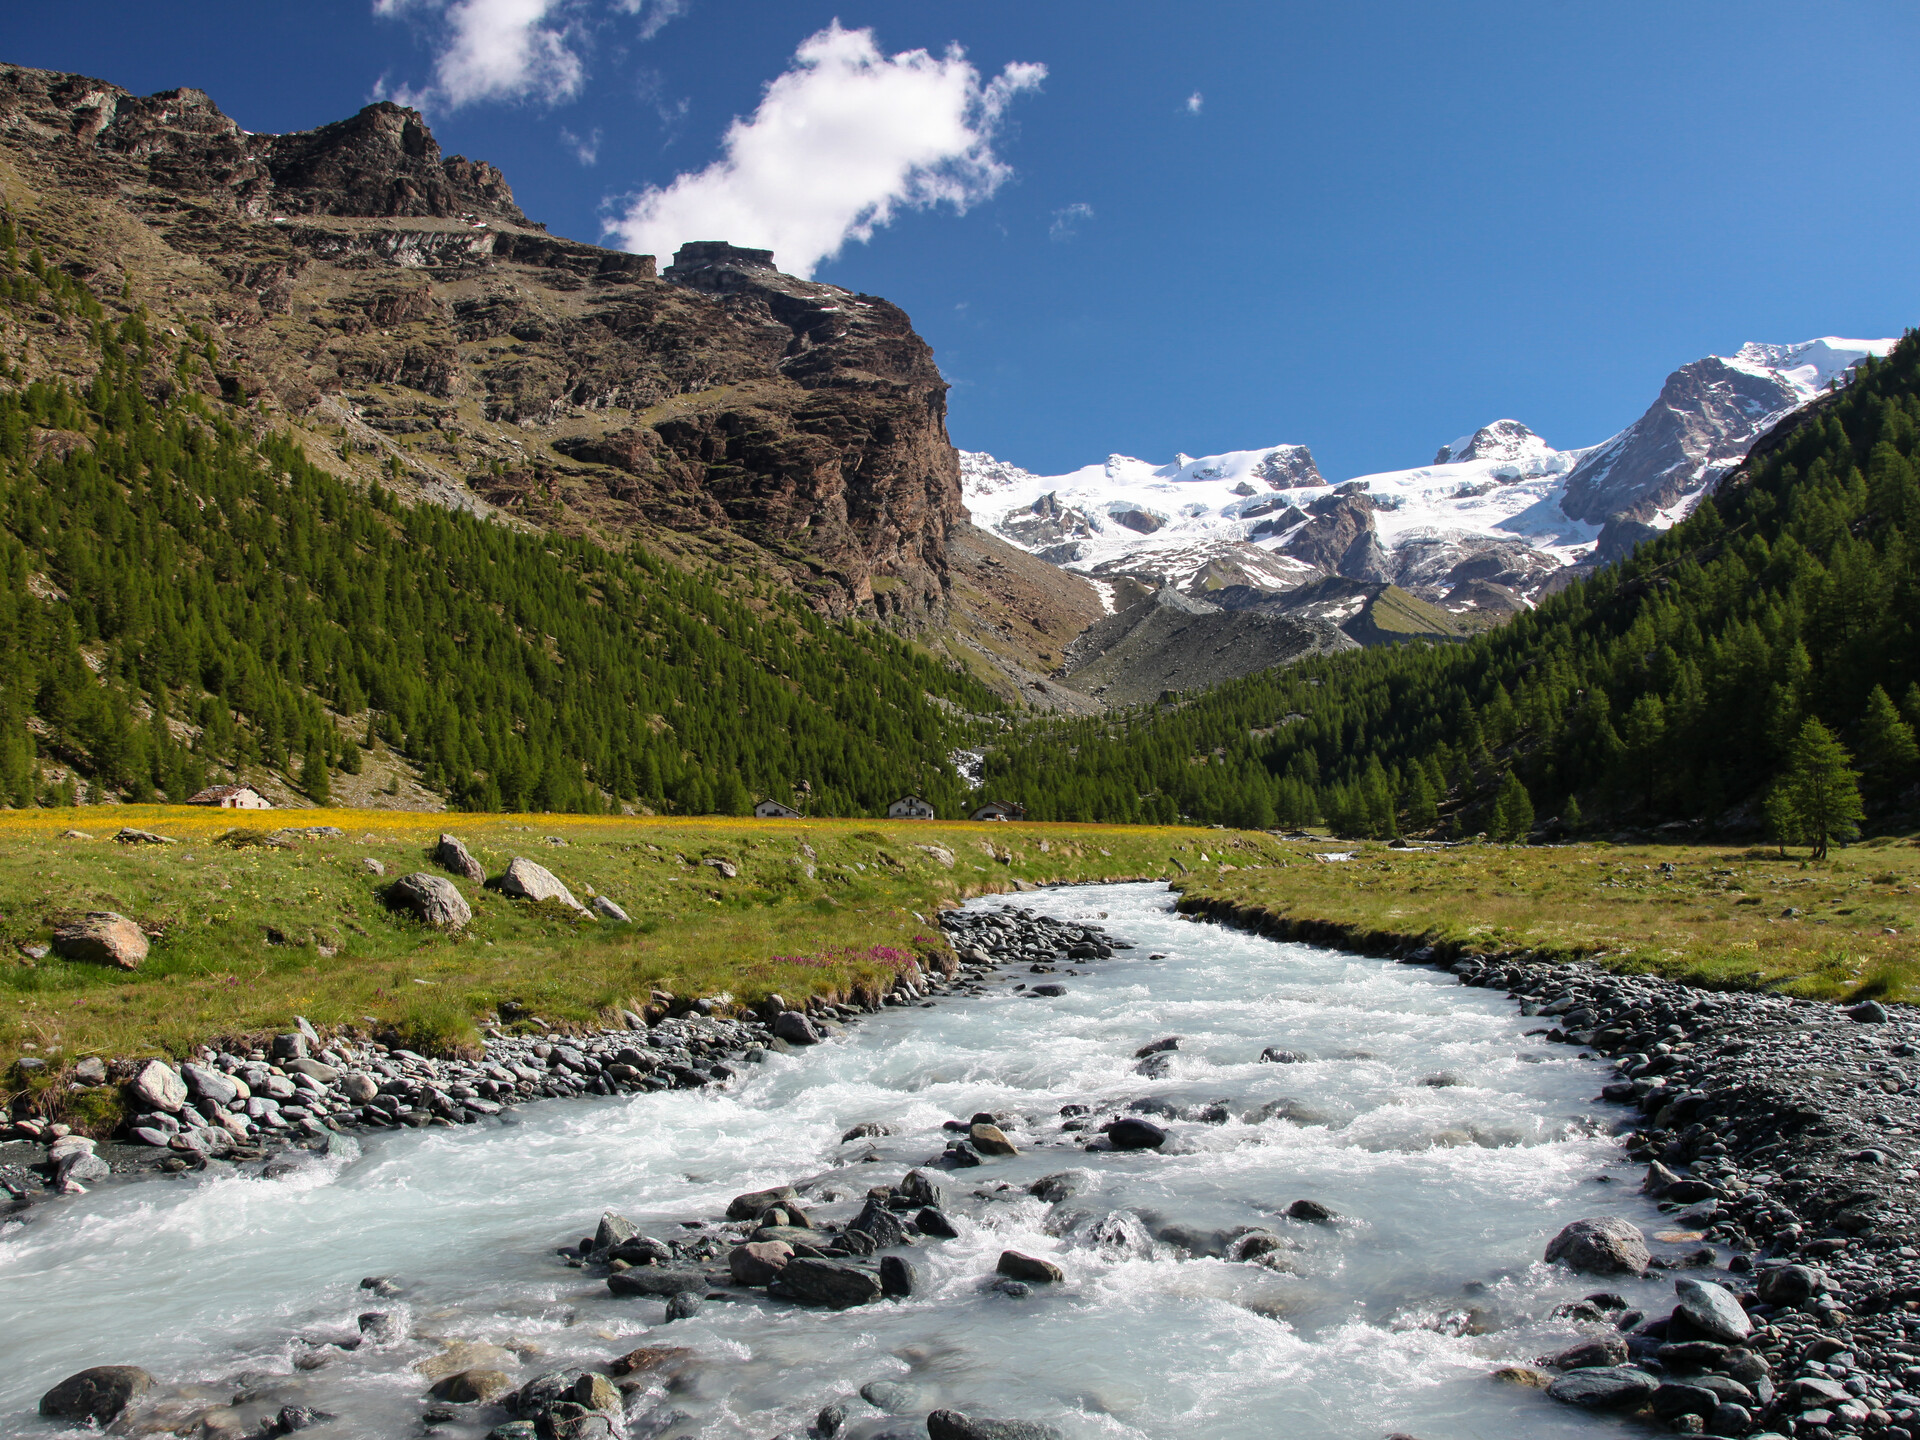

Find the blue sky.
xmin=8 ymin=2 xmax=1918 ymax=479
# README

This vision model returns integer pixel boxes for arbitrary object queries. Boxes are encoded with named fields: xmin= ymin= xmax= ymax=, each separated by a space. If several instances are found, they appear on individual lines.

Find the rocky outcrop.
xmin=1058 ymin=585 xmax=1356 ymax=706
xmin=0 ymin=67 xmax=965 ymax=621
xmin=1559 ymin=355 xmax=1807 ymax=525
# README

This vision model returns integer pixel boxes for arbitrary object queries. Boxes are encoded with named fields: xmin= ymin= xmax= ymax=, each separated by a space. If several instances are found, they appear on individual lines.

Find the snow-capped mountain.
xmin=961 ymin=336 xmax=1897 ymax=614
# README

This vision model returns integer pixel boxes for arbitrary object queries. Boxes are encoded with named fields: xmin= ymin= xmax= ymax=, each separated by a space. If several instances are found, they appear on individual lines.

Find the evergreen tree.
xmin=1858 ymin=685 xmax=1920 ymax=792
xmin=1767 ymin=718 xmax=1865 ymax=860
xmin=1403 ymin=766 xmax=1438 ymax=832
xmin=1561 ymin=794 xmax=1584 ymax=832
xmin=299 ymin=742 xmax=331 ymax=805
xmin=1490 ymin=772 xmax=1534 ymax=843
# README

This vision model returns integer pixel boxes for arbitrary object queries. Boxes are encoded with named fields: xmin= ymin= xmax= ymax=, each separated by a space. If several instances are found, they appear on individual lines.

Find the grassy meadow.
xmin=0 ymin=809 xmax=1269 ymax=1085
xmin=1176 ymin=833 xmax=1920 ymax=1001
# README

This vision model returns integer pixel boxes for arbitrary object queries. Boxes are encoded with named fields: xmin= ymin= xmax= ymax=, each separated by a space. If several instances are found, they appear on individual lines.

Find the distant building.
xmin=754 ymin=799 xmax=801 ymax=819
xmin=887 ymin=795 xmax=937 ymax=820
xmin=187 ymin=784 xmax=272 ymax=810
xmin=970 ymin=801 xmax=1026 ymax=822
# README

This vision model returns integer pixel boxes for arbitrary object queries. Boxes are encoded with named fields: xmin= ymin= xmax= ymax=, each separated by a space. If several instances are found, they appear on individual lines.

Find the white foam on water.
xmin=3 ymin=883 xmax=1686 ymax=1438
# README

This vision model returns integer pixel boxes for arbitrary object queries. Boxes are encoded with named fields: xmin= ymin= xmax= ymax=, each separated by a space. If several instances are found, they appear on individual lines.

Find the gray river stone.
xmin=1545 ymin=1366 xmax=1660 ymax=1409
xmin=181 ymin=1063 xmax=238 ymax=1106
xmin=1544 ymin=1217 xmax=1650 ymax=1276
xmin=774 ymin=1257 xmax=883 ymax=1309
xmin=131 ymin=1060 xmax=187 ymax=1113
xmin=39 ymin=1366 xmax=154 ymax=1424
xmin=1673 ymin=1277 xmax=1751 ymax=1344
xmin=606 ymin=1268 xmax=705 ymax=1297
xmin=1104 ymin=1117 xmax=1166 ymax=1150
xmin=927 ymin=1411 xmax=1065 ymax=1440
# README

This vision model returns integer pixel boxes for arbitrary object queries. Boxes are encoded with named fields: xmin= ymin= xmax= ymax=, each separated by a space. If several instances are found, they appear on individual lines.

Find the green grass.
xmin=0 ymin=807 xmax=1277 ymax=1093
xmin=1177 ymin=834 xmax=1920 ymax=1000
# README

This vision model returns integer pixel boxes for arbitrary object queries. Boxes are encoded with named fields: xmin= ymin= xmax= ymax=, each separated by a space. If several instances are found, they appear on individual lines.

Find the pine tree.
xmin=1490 ymin=772 xmax=1534 ymax=842
xmin=1767 ymin=718 xmax=1864 ymax=860
xmin=299 ymin=742 xmax=331 ymax=805
xmin=1403 ymin=766 xmax=1438 ymax=832
xmin=1858 ymin=685 xmax=1920 ymax=792
xmin=1561 ymin=794 xmax=1584 ymax=832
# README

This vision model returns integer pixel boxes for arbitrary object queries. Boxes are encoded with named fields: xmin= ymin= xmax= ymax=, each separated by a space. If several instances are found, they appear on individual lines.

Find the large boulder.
xmin=52 ymin=912 xmax=148 ymax=969
xmin=1104 ymin=1117 xmax=1167 ymax=1151
xmin=927 ymin=1411 xmax=1065 ymax=1440
xmin=727 ymin=1184 xmax=801 ymax=1221
xmin=773 ymin=1257 xmax=883 ymax=1309
xmin=775 ymin=1011 xmax=821 ymax=1045
xmin=433 ymin=833 xmax=486 ymax=884
xmin=130 ymin=1060 xmax=188 ymax=1113
xmin=430 ymin=1368 xmax=514 ymax=1403
xmin=497 ymin=857 xmax=584 ymax=911
xmin=384 ymin=873 xmax=472 ymax=930
xmin=1545 ymin=1366 xmax=1660 ymax=1410
xmin=729 ymin=1241 xmax=793 ymax=1286
xmin=970 ymin=1123 xmax=1019 ymax=1156
xmin=606 ymin=1268 xmax=705 ymax=1297
xmin=40 ymin=1366 xmax=153 ymax=1424
xmin=997 ymin=1250 xmax=1064 ymax=1284
xmin=1544 ymin=1217 xmax=1650 ymax=1276
xmin=1674 ymin=1277 xmax=1752 ymax=1344
xmin=1756 ymin=1262 xmax=1827 ymax=1304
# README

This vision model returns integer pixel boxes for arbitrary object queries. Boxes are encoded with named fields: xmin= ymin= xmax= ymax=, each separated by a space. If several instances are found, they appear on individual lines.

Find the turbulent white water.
xmin=2 ymin=883 xmax=1689 ymax=1439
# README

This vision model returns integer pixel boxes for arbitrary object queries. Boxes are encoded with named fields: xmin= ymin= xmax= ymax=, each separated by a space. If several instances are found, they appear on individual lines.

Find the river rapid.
xmin=1 ymin=883 xmax=1687 ymax=1440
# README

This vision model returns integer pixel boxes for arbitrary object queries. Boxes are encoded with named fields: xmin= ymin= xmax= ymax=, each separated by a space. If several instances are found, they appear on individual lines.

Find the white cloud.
xmin=611 ymin=0 xmax=688 ymax=41
xmin=1186 ymin=91 xmax=1204 ymax=114
xmin=561 ymin=125 xmax=602 ymax=164
xmin=606 ymin=23 xmax=1045 ymax=278
xmin=1049 ymin=202 xmax=1093 ymax=242
xmin=374 ymin=0 xmax=587 ymax=110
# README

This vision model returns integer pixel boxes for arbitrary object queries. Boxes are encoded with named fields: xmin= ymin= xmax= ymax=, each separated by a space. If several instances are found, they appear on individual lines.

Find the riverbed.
xmin=2 ymin=882 xmax=1687 ymax=1439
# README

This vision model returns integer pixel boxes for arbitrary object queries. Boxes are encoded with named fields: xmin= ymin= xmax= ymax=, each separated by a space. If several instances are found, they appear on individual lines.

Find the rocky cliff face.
xmin=1557 ymin=354 xmax=1810 ymax=525
xmin=0 ymin=65 xmax=967 ymax=620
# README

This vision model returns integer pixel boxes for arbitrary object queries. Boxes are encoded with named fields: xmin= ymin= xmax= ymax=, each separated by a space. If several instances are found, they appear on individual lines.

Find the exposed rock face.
xmin=1058 ymin=585 xmax=1356 ymax=707
xmin=1559 ymin=355 xmax=1809 ymax=525
xmin=51 ymin=912 xmax=148 ymax=968
xmin=0 ymin=67 xmax=965 ymax=621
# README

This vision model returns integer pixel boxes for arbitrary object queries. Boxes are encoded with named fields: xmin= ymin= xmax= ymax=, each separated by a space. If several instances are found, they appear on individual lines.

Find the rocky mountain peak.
xmin=1433 ymin=418 xmax=1552 ymax=466
xmin=0 ymin=67 xmax=526 ymax=223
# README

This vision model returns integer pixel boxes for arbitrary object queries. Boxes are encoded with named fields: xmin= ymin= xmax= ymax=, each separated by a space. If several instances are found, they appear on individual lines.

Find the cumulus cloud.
xmin=606 ymin=23 xmax=1045 ymax=278
xmin=1186 ymin=91 xmax=1203 ymax=114
xmin=1049 ymin=202 xmax=1093 ymax=241
xmin=374 ymin=0 xmax=587 ymax=109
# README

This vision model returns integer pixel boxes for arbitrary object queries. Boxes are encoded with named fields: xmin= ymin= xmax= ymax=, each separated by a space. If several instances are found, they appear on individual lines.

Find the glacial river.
xmin=1 ymin=883 xmax=1685 ymax=1439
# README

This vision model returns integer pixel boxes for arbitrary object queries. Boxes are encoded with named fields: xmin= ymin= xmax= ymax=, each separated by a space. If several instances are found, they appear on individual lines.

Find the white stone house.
xmin=887 ymin=795 xmax=936 ymax=820
xmin=187 ymin=784 xmax=272 ymax=810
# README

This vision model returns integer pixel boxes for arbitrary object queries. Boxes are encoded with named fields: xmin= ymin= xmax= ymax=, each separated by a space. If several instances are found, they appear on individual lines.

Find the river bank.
xmin=6 ymin=882 xmax=1694 ymax=1440
xmin=13 ymin=881 xmax=1920 ymax=1439
xmin=1183 ymin=892 xmax=1920 ymax=1438
xmin=0 ymin=808 xmax=1273 ymax=1132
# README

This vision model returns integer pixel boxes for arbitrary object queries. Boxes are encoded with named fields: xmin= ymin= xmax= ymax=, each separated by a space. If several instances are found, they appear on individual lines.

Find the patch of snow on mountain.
xmin=1727 ymin=337 xmax=1897 ymax=396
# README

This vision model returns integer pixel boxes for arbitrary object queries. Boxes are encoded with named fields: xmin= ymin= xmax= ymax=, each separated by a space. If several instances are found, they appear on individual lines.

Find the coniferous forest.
xmin=0 ymin=227 xmax=998 ymax=816
xmin=986 ymin=332 xmax=1920 ymax=839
